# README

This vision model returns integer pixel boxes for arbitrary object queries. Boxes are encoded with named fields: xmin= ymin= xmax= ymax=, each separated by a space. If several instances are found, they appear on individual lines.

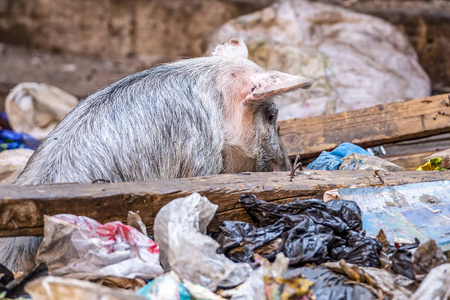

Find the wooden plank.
xmin=278 ymin=94 xmax=450 ymax=159
xmin=0 ymin=170 xmax=449 ymax=237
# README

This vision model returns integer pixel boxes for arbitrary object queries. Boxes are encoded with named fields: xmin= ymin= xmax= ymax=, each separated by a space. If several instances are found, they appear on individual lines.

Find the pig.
xmin=0 ymin=38 xmax=314 ymax=272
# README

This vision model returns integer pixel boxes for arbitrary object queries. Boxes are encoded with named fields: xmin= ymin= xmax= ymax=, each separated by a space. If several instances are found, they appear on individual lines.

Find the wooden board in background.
xmin=278 ymin=94 xmax=450 ymax=159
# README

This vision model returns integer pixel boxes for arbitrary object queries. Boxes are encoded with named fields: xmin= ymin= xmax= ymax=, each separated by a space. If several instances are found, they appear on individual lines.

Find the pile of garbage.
xmin=0 ymin=192 xmax=448 ymax=300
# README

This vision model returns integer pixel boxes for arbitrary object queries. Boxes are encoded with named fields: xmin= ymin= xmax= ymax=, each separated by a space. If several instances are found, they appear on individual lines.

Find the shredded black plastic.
xmin=216 ymin=194 xmax=382 ymax=268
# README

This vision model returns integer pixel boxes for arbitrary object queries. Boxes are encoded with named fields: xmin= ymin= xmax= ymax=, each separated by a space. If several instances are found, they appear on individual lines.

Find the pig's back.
xmin=15 ymin=60 xmax=226 ymax=185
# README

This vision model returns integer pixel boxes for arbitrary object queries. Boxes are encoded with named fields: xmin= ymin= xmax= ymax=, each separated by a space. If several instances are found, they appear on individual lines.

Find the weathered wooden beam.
xmin=0 ymin=170 xmax=449 ymax=237
xmin=278 ymin=94 xmax=450 ymax=159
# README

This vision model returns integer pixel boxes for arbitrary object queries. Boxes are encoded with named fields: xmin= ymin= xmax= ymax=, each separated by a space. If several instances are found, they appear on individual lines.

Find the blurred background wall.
xmin=0 ymin=0 xmax=448 ymax=108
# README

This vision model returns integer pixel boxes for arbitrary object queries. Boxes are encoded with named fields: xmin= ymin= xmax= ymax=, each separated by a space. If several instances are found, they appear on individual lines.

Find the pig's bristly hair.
xmin=1 ymin=52 xmax=294 ymax=273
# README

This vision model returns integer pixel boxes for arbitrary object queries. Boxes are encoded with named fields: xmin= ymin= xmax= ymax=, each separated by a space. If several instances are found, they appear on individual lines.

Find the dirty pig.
xmin=0 ymin=38 xmax=314 ymax=272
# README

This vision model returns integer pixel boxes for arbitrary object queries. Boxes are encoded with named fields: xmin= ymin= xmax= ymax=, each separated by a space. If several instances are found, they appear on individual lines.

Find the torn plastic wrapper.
xmin=25 ymin=276 xmax=145 ymax=300
xmin=219 ymin=253 xmax=291 ymax=300
xmin=153 ymin=193 xmax=252 ymax=291
xmin=217 ymin=195 xmax=381 ymax=268
xmin=36 ymin=215 xmax=163 ymax=280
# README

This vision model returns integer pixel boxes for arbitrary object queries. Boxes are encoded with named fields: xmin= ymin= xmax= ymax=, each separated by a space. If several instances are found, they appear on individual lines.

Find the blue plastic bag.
xmin=0 ymin=129 xmax=40 ymax=151
xmin=307 ymin=143 xmax=372 ymax=170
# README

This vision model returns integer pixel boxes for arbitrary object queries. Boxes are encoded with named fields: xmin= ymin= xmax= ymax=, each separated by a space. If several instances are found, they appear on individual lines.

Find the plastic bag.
xmin=411 ymin=264 xmax=450 ymax=300
xmin=153 ymin=193 xmax=252 ymax=291
xmin=217 ymin=195 xmax=381 ymax=267
xmin=36 ymin=215 xmax=163 ymax=280
xmin=340 ymin=153 xmax=406 ymax=172
xmin=0 ymin=129 xmax=39 ymax=151
xmin=5 ymin=82 xmax=78 ymax=140
xmin=0 ymin=148 xmax=34 ymax=184
xmin=207 ymin=0 xmax=430 ymax=120
xmin=307 ymin=143 xmax=372 ymax=171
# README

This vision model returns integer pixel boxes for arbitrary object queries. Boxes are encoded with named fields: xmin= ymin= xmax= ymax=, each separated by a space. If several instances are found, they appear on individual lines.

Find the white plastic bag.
xmin=5 ymin=82 xmax=78 ymax=140
xmin=37 ymin=214 xmax=163 ymax=280
xmin=154 ymin=193 xmax=252 ymax=291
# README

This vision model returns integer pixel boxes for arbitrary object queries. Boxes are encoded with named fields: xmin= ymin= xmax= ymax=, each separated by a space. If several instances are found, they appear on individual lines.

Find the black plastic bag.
xmin=216 ymin=195 xmax=382 ymax=268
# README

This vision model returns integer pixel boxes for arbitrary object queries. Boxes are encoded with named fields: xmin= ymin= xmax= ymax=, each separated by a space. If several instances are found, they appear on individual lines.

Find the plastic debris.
xmin=340 ymin=153 xmax=405 ymax=172
xmin=0 ymin=149 xmax=34 ymax=184
xmin=36 ymin=215 xmax=163 ymax=280
xmin=207 ymin=0 xmax=430 ymax=120
xmin=0 ymin=129 xmax=39 ymax=151
xmin=25 ymin=276 xmax=145 ymax=300
xmin=153 ymin=193 xmax=252 ymax=291
xmin=416 ymin=157 xmax=446 ymax=170
xmin=412 ymin=239 xmax=447 ymax=281
xmin=411 ymin=264 xmax=450 ymax=300
xmin=5 ymin=82 xmax=79 ymax=141
xmin=216 ymin=195 xmax=381 ymax=268
xmin=307 ymin=143 xmax=372 ymax=171
xmin=136 ymin=271 xmax=225 ymax=300
xmin=219 ymin=253 xmax=294 ymax=300
xmin=424 ymin=149 xmax=450 ymax=169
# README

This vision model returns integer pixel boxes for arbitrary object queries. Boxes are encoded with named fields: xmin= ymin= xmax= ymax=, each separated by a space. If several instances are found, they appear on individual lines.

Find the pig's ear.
xmin=243 ymin=71 xmax=315 ymax=104
xmin=211 ymin=38 xmax=248 ymax=59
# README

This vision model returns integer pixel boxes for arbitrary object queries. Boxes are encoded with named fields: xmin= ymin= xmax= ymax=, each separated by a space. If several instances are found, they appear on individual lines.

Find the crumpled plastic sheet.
xmin=340 ymin=153 xmax=406 ymax=172
xmin=391 ymin=249 xmax=415 ymax=280
xmin=36 ymin=215 xmax=163 ymax=280
xmin=25 ymin=276 xmax=146 ymax=300
xmin=136 ymin=271 xmax=225 ymax=300
xmin=217 ymin=195 xmax=381 ymax=268
xmin=219 ymin=253 xmax=291 ymax=300
xmin=307 ymin=143 xmax=372 ymax=171
xmin=5 ymin=82 xmax=79 ymax=141
xmin=153 ymin=193 xmax=252 ymax=291
xmin=207 ymin=0 xmax=430 ymax=120
xmin=411 ymin=263 xmax=450 ymax=300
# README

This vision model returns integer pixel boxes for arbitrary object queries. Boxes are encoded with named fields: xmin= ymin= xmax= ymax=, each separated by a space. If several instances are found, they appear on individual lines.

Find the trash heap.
xmin=1 ymin=193 xmax=448 ymax=300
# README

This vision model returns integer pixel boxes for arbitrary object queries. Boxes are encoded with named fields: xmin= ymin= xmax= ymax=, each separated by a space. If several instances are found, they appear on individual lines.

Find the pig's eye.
xmin=267 ymin=109 xmax=278 ymax=125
